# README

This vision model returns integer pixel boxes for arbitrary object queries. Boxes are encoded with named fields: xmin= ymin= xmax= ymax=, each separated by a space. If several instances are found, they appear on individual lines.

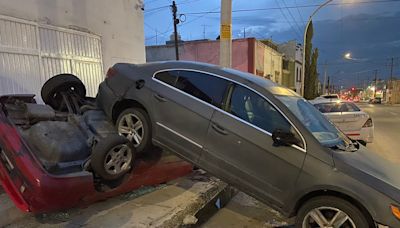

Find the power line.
xmin=281 ymin=0 xmax=304 ymax=36
xmin=274 ymin=0 xmax=302 ymax=40
xmin=294 ymin=0 xmax=306 ymax=27
xmin=182 ymin=0 xmax=400 ymax=15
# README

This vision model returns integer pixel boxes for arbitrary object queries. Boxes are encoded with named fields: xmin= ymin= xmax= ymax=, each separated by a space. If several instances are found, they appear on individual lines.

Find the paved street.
xmin=358 ymin=103 xmax=400 ymax=163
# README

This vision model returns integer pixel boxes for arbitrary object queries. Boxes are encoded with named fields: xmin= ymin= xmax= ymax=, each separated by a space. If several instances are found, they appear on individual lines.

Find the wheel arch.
xmin=111 ymin=99 xmax=149 ymax=123
xmin=291 ymin=189 xmax=375 ymax=226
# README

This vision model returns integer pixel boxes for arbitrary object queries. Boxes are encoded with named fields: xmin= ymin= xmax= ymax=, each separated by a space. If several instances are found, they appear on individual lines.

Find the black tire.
xmin=91 ymin=135 xmax=135 ymax=180
xmin=295 ymin=196 xmax=372 ymax=228
xmin=41 ymin=74 xmax=86 ymax=110
xmin=116 ymin=107 xmax=152 ymax=154
xmin=359 ymin=140 xmax=367 ymax=147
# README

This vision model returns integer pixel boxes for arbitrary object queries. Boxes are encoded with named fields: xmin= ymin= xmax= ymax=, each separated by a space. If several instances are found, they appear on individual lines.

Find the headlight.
xmin=390 ymin=205 xmax=400 ymax=220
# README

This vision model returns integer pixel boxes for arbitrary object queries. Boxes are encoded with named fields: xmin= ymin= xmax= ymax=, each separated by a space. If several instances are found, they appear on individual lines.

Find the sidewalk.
xmin=1 ymin=171 xmax=228 ymax=228
xmin=202 ymin=192 xmax=293 ymax=228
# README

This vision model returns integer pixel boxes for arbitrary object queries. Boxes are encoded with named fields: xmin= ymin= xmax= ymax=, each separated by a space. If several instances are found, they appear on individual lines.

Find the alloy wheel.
xmin=302 ymin=206 xmax=356 ymax=228
xmin=118 ymin=113 xmax=144 ymax=147
xmin=103 ymin=144 xmax=132 ymax=175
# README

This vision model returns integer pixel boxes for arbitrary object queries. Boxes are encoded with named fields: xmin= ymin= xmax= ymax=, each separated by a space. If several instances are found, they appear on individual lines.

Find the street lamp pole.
xmin=301 ymin=0 xmax=333 ymax=96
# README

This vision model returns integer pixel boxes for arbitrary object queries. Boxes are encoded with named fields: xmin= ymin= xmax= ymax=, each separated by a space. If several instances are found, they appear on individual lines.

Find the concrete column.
xmin=219 ymin=0 xmax=232 ymax=68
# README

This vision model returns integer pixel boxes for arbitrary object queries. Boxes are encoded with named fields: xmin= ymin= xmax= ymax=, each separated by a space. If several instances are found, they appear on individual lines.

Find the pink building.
xmin=146 ymin=38 xmax=285 ymax=85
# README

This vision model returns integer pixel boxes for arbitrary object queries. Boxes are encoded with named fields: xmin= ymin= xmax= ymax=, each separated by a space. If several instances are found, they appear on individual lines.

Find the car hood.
xmin=333 ymin=146 xmax=400 ymax=203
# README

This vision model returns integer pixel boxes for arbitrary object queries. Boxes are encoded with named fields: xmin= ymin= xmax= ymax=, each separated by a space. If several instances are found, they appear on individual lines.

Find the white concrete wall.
xmin=0 ymin=0 xmax=145 ymax=71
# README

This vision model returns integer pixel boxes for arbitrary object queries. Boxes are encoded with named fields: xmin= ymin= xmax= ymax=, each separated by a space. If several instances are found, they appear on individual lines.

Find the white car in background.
xmin=311 ymin=99 xmax=374 ymax=145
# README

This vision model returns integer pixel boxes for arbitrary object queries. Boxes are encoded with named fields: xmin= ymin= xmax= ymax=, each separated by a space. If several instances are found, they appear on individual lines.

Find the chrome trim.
xmin=0 ymin=148 xmax=14 ymax=170
xmin=156 ymin=122 xmax=203 ymax=149
xmin=152 ymin=68 xmax=307 ymax=152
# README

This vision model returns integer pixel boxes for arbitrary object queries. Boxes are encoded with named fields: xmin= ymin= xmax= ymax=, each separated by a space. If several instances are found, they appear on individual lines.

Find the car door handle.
xmin=211 ymin=123 xmax=228 ymax=135
xmin=154 ymin=94 xmax=167 ymax=102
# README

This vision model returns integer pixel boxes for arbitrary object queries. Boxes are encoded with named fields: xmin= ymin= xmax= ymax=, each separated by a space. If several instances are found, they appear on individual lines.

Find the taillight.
xmin=106 ymin=67 xmax=117 ymax=79
xmin=363 ymin=118 xmax=373 ymax=128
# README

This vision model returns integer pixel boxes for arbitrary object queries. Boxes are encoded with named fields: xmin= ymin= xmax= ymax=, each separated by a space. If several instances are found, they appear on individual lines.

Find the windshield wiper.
xmin=329 ymin=144 xmax=347 ymax=151
xmin=329 ymin=141 xmax=358 ymax=152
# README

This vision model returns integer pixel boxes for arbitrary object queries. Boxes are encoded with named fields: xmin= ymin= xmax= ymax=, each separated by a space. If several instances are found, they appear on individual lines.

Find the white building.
xmin=0 ymin=0 xmax=145 ymax=98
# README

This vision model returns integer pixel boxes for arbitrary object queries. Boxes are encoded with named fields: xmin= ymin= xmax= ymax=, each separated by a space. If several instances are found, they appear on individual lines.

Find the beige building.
xmin=256 ymin=40 xmax=283 ymax=85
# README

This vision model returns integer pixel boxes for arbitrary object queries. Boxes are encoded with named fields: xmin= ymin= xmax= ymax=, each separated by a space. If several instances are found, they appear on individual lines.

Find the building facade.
xmin=277 ymin=40 xmax=303 ymax=93
xmin=0 ymin=0 xmax=145 ymax=98
xmin=146 ymin=38 xmax=283 ymax=85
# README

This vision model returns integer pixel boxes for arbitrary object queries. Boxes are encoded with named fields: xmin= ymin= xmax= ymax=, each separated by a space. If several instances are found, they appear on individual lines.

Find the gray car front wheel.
xmin=296 ymin=196 xmax=372 ymax=228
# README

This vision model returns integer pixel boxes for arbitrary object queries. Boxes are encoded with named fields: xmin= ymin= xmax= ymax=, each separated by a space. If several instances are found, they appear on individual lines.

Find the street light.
xmin=301 ymin=0 xmax=334 ymax=96
xmin=344 ymin=52 xmax=352 ymax=60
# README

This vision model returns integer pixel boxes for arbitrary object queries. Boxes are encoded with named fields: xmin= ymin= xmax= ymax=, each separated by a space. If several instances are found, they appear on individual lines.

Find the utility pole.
xmin=243 ymin=27 xmax=246 ymax=38
xmin=219 ymin=0 xmax=232 ymax=67
xmin=171 ymin=1 xmax=179 ymax=60
xmin=327 ymin=76 xmax=330 ymax=94
xmin=374 ymin=69 xmax=378 ymax=98
xmin=322 ymin=60 xmax=327 ymax=94
xmin=155 ymin=29 xmax=158 ymax=45
xmin=389 ymin=57 xmax=394 ymax=104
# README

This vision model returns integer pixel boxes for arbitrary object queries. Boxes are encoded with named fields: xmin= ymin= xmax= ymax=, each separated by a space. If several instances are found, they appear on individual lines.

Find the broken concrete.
xmin=202 ymin=191 xmax=294 ymax=228
xmin=3 ymin=171 xmax=227 ymax=228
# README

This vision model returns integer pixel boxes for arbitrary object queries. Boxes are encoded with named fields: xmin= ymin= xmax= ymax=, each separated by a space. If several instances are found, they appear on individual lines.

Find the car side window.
xmin=345 ymin=103 xmax=360 ymax=112
xmin=228 ymin=85 xmax=291 ymax=134
xmin=175 ymin=71 xmax=229 ymax=108
xmin=154 ymin=70 xmax=179 ymax=86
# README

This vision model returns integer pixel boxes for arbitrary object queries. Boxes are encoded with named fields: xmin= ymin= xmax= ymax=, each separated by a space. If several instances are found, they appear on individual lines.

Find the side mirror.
xmin=272 ymin=129 xmax=300 ymax=147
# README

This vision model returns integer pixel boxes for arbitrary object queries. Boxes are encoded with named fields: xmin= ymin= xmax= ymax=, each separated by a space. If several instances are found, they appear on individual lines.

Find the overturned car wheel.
xmin=91 ymin=135 xmax=135 ymax=180
xmin=41 ymin=74 xmax=86 ymax=110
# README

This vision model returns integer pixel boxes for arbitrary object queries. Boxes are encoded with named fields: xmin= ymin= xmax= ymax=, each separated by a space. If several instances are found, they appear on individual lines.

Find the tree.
xmin=309 ymin=48 xmax=319 ymax=98
xmin=303 ymin=20 xmax=319 ymax=100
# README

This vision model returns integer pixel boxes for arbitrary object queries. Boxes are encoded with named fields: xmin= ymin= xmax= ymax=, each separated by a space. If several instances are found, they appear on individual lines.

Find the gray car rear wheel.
xmin=295 ymin=196 xmax=372 ymax=228
xmin=116 ymin=107 xmax=152 ymax=154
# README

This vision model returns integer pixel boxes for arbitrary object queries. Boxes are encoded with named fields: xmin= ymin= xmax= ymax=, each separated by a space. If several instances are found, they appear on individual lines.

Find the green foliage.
xmin=303 ymin=20 xmax=319 ymax=100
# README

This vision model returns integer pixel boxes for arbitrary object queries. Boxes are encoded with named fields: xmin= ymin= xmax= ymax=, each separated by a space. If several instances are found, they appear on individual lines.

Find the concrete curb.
xmin=4 ymin=172 xmax=228 ymax=228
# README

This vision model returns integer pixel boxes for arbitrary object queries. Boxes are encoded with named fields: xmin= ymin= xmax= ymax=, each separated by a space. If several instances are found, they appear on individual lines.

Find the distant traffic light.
xmin=351 ymin=87 xmax=355 ymax=91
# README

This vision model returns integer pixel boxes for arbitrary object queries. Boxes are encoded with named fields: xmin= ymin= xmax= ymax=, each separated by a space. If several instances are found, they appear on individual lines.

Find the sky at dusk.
xmin=143 ymin=0 xmax=400 ymax=88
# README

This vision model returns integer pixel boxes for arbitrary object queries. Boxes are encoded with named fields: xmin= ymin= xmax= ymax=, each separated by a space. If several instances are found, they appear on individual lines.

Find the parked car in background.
xmin=97 ymin=61 xmax=400 ymax=227
xmin=318 ymin=94 xmax=340 ymax=100
xmin=369 ymin=97 xmax=382 ymax=104
xmin=311 ymin=99 xmax=374 ymax=146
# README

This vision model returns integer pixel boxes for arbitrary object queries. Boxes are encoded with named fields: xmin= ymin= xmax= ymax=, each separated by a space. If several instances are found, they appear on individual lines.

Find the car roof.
xmin=127 ymin=61 xmax=300 ymax=97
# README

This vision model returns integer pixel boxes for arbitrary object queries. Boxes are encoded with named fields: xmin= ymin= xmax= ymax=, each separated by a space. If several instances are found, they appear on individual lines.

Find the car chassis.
xmin=0 ymin=77 xmax=192 ymax=214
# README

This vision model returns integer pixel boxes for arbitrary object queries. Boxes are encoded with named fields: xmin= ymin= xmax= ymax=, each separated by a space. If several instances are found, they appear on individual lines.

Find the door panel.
xmin=201 ymin=85 xmax=306 ymax=206
xmin=151 ymin=70 xmax=229 ymax=163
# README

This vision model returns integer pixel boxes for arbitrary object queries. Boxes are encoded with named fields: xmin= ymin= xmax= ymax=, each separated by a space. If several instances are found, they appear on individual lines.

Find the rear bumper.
xmin=96 ymin=81 xmax=119 ymax=120
xmin=345 ymin=127 xmax=374 ymax=143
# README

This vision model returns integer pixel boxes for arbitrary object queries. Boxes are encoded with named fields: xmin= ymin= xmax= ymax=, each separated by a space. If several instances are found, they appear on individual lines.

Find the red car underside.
xmin=0 ymin=99 xmax=192 ymax=213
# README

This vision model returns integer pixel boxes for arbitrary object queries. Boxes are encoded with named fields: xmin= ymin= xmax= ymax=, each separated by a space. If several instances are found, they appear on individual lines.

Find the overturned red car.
xmin=0 ymin=74 xmax=192 ymax=213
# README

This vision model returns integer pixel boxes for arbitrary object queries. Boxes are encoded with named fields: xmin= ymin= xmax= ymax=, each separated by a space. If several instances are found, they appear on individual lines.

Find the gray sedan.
xmin=97 ymin=61 xmax=400 ymax=227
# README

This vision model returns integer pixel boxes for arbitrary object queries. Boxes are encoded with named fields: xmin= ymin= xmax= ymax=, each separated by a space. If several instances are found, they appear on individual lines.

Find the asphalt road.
xmin=358 ymin=103 xmax=400 ymax=164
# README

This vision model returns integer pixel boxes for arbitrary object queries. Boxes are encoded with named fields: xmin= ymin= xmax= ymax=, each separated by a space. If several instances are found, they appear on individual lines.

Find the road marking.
xmin=390 ymin=112 xmax=399 ymax=116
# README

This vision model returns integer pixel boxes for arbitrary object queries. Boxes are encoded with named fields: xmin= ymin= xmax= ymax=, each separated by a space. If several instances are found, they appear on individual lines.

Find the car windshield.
xmin=275 ymin=94 xmax=355 ymax=150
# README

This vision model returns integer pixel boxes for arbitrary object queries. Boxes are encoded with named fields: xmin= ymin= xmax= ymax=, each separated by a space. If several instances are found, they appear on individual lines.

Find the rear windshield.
xmin=314 ymin=102 xmax=361 ymax=113
xmin=322 ymin=95 xmax=339 ymax=99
